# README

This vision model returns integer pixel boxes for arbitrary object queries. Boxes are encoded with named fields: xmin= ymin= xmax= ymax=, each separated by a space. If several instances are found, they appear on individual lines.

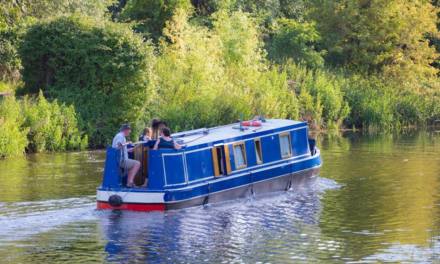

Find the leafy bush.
xmin=19 ymin=15 xmax=155 ymax=146
xmin=22 ymin=91 xmax=88 ymax=152
xmin=0 ymin=97 xmax=28 ymax=158
xmin=0 ymin=91 xmax=87 ymax=158
xmin=0 ymin=82 xmax=17 ymax=93
xmin=343 ymin=76 xmax=397 ymax=130
xmin=284 ymin=62 xmax=349 ymax=129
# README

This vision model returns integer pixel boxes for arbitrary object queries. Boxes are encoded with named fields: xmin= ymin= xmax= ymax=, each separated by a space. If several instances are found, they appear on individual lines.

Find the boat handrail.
xmin=172 ymin=128 xmax=209 ymax=139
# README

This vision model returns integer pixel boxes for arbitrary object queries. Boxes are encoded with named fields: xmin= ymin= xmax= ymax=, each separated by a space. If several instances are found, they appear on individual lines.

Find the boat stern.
xmin=96 ymin=189 xmax=166 ymax=211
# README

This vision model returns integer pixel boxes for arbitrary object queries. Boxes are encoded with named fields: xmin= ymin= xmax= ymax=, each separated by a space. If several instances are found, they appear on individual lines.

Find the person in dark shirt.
xmin=153 ymin=127 xmax=181 ymax=150
xmin=151 ymin=119 xmax=168 ymax=140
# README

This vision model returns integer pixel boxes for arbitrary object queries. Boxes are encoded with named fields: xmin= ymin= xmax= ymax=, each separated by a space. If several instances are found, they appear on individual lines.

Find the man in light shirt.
xmin=112 ymin=124 xmax=140 ymax=187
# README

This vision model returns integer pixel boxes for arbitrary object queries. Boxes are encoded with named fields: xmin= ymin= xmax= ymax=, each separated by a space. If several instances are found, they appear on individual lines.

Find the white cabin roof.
xmin=172 ymin=119 xmax=305 ymax=147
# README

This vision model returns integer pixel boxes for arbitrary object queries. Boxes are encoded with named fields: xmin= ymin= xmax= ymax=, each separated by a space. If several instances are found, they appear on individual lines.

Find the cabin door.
xmin=134 ymin=145 xmax=148 ymax=186
xmin=212 ymin=145 xmax=231 ymax=176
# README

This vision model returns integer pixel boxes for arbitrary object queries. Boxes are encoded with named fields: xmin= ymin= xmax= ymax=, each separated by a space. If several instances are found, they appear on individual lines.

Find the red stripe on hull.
xmin=97 ymin=201 xmax=165 ymax=211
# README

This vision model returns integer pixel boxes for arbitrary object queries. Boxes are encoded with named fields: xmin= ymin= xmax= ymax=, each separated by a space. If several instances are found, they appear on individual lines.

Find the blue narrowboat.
xmin=96 ymin=119 xmax=322 ymax=211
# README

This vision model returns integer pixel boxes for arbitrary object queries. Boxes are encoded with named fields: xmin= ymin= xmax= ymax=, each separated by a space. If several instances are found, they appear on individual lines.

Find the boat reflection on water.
xmin=98 ymin=176 xmax=331 ymax=263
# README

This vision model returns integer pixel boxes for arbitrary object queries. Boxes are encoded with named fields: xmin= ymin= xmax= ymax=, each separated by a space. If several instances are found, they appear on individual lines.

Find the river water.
xmin=0 ymin=131 xmax=439 ymax=263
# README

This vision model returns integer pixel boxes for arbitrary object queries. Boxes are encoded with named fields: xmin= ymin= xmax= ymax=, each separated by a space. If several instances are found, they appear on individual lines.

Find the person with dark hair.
xmin=139 ymin=127 xmax=151 ymax=142
xmin=151 ymin=118 xmax=161 ymax=140
xmin=151 ymin=119 xmax=169 ymax=140
xmin=153 ymin=127 xmax=181 ymax=150
xmin=112 ymin=124 xmax=140 ymax=187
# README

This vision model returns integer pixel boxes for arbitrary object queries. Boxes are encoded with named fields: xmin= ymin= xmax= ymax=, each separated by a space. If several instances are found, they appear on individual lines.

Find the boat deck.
xmin=172 ymin=119 xmax=304 ymax=147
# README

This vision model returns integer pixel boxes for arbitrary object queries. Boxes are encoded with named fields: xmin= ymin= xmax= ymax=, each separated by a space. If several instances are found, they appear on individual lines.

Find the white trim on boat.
xmin=97 ymin=190 xmax=165 ymax=203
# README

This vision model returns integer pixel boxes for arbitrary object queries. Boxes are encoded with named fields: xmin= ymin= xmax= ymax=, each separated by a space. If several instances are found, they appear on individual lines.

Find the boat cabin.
xmin=102 ymin=119 xmax=314 ymax=191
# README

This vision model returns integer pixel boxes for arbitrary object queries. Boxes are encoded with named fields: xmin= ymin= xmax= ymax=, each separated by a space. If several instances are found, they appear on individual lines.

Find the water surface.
xmin=0 ymin=131 xmax=439 ymax=263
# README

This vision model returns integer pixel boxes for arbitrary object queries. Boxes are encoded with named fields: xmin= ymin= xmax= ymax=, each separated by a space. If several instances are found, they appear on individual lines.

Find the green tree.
xmin=0 ymin=24 xmax=23 ymax=82
xmin=120 ymin=0 xmax=191 ymax=40
xmin=268 ymin=18 xmax=324 ymax=68
xmin=310 ymin=0 xmax=439 ymax=81
xmin=0 ymin=0 xmax=115 ymax=82
xmin=0 ymin=0 xmax=114 ymax=25
xmin=19 ymin=15 xmax=155 ymax=146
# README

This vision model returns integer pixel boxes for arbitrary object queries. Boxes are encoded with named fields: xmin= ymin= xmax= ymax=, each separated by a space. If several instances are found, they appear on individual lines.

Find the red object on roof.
xmin=241 ymin=120 xmax=262 ymax=127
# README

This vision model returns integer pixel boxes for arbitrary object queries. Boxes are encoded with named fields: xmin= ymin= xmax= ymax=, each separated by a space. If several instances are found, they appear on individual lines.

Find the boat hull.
xmin=96 ymin=166 xmax=320 ymax=212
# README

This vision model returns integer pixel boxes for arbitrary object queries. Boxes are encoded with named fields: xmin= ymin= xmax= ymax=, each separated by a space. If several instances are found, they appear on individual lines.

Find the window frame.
xmin=254 ymin=138 xmax=263 ymax=164
xmin=212 ymin=145 xmax=231 ymax=176
xmin=279 ymin=132 xmax=292 ymax=159
xmin=232 ymin=142 xmax=247 ymax=170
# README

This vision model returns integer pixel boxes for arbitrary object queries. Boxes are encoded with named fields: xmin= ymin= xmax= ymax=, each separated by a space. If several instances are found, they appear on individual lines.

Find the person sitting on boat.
xmin=139 ymin=127 xmax=151 ymax=142
xmin=112 ymin=124 xmax=141 ymax=187
xmin=150 ymin=119 xmax=160 ymax=140
xmin=153 ymin=127 xmax=182 ymax=150
xmin=151 ymin=119 xmax=168 ymax=140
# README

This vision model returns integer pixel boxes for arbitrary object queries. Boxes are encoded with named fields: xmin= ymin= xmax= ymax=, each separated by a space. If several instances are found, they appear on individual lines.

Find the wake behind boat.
xmin=96 ymin=119 xmax=322 ymax=211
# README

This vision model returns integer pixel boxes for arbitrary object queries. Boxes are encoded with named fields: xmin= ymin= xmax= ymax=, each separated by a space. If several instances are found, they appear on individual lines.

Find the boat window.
xmin=233 ymin=143 xmax=247 ymax=169
xmin=279 ymin=132 xmax=292 ymax=158
xmin=254 ymin=139 xmax=263 ymax=164
xmin=212 ymin=146 xmax=224 ymax=176
xmin=212 ymin=145 xmax=231 ymax=176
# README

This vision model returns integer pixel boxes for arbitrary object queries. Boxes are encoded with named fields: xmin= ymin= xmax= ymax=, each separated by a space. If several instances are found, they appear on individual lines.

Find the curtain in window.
xmin=280 ymin=136 xmax=291 ymax=157
xmin=234 ymin=145 xmax=245 ymax=167
xmin=255 ymin=142 xmax=262 ymax=163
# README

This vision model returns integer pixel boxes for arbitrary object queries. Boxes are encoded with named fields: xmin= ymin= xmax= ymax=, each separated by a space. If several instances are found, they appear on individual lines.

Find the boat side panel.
xmin=251 ymin=161 xmax=291 ymax=184
xmin=167 ymin=166 xmax=320 ymax=210
xmin=207 ymin=184 xmax=252 ymax=204
xmin=148 ymin=151 xmax=166 ymax=189
xmin=291 ymin=127 xmax=309 ymax=156
xmin=252 ymin=173 xmax=291 ymax=194
xmin=102 ymin=147 xmax=123 ymax=188
xmin=166 ymin=197 xmax=206 ymax=210
xmin=291 ymin=167 xmax=319 ymax=189
xmin=245 ymin=140 xmax=258 ymax=167
xmin=163 ymin=154 xmax=186 ymax=185
xmin=165 ymin=183 xmax=209 ymax=202
xmin=260 ymin=135 xmax=282 ymax=163
xmin=185 ymin=149 xmax=214 ymax=182
xmin=209 ymin=173 xmax=252 ymax=193
xmin=165 ymin=153 xmax=321 ymax=203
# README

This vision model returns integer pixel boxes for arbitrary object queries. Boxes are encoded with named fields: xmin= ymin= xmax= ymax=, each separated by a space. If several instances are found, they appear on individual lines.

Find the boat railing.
xmin=172 ymin=128 xmax=209 ymax=139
